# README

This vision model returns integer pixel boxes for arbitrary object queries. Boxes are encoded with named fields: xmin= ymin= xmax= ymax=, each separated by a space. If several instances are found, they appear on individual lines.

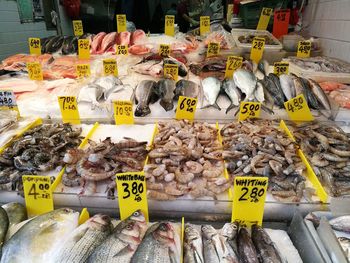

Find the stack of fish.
xmin=221 ymin=119 xmax=309 ymax=202
xmin=0 ymin=123 xmax=82 ymax=191
xmin=288 ymin=56 xmax=350 ymax=73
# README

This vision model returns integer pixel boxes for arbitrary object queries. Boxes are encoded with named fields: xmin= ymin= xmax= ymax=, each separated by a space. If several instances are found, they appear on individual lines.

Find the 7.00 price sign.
xmin=116 ymin=172 xmax=149 ymax=221
xmin=58 ymin=96 xmax=81 ymax=124
xmin=175 ymin=96 xmax=198 ymax=120
xmin=232 ymin=176 xmax=268 ymax=226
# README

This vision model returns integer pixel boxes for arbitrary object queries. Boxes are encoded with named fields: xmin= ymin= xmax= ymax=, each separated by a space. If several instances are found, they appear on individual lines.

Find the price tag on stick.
xmin=207 ymin=42 xmax=220 ymax=57
xmin=27 ymin=62 xmax=43 ymax=81
xmin=200 ymin=16 xmax=210 ymax=36
xmin=23 ymin=175 xmax=54 ymax=217
xmin=225 ymin=56 xmax=243 ymax=78
xmin=175 ymin=96 xmax=198 ymax=121
xmin=164 ymin=64 xmax=178 ymax=81
xmin=238 ymin=102 xmax=261 ymax=121
xmin=72 ymin=20 xmax=84 ymax=36
xmin=58 ymin=96 xmax=81 ymax=124
xmin=28 ymin=38 xmax=41 ymax=55
xmin=116 ymin=45 xmax=128 ymax=56
xmin=273 ymin=9 xmax=290 ymax=39
xmin=257 ymin=7 xmax=273 ymax=30
xmin=116 ymin=14 xmax=127 ymax=33
xmin=159 ymin=44 xmax=171 ymax=57
xmin=274 ymin=62 xmax=289 ymax=76
xmin=297 ymin=41 xmax=311 ymax=58
xmin=250 ymin=37 xmax=265 ymax=64
xmin=103 ymin=59 xmax=118 ymax=76
xmin=165 ymin=15 xmax=175 ymax=36
xmin=78 ymin=39 xmax=90 ymax=59
xmin=116 ymin=172 xmax=149 ymax=222
xmin=232 ymin=176 xmax=268 ymax=226
xmin=114 ymin=100 xmax=134 ymax=125
xmin=76 ymin=64 xmax=91 ymax=78
xmin=0 ymin=90 xmax=18 ymax=112
xmin=284 ymin=94 xmax=314 ymax=122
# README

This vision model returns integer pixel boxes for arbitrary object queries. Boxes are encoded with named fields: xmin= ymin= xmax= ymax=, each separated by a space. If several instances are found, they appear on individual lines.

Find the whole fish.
xmin=164 ymin=57 xmax=188 ymax=77
xmin=264 ymin=75 xmax=285 ymax=107
xmin=62 ymin=36 xmax=78 ymax=55
xmin=251 ymin=224 xmax=284 ymax=263
xmin=308 ymin=79 xmax=332 ymax=118
xmin=300 ymin=77 xmax=320 ymax=109
xmin=237 ymin=228 xmax=259 ymax=263
xmin=329 ymin=216 xmax=350 ymax=233
xmin=222 ymin=78 xmax=242 ymax=114
xmin=338 ymin=237 xmax=350 ymax=260
xmin=202 ymin=225 xmax=228 ymax=263
xmin=291 ymin=75 xmax=304 ymax=96
xmin=132 ymin=60 xmax=163 ymax=78
xmin=131 ymin=222 xmax=180 ymax=263
xmin=134 ymin=80 xmax=158 ymax=116
xmin=46 ymin=36 xmax=64 ymax=54
xmin=258 ymin=60 xmax=269 ymax=77
xmin=54 ymin=214 xmax=112 ymax=263
xmin=93 ymin=76 xmax=124 ymax=100
xmin=78 ymin=83 xmax=105 ymax=109
xmin=233 ymin=69 xmax=257 ymax=100
xmin=279 ymin=74 xmax=296 ymax=100
xmin=254 ymin=81 xmax=265 ymax=103
xmin=1 ymin=203 xmax=27 ymax=227
xmin=184 ymin=224 xmax=204 ymax=263
xmin=202 ymin=77 xmax=221 ymax=110
xmin=221 ymin=223 xmax=240 ymax=263
xmin=156 ymin=79 xmax=176 ymax=111
xmin=41 ymin=36 xmax=54 ymax=53
xmin=174 ymin=80 xmax=200 ymax=100
xmin=1 ymin=208 xmax=79 ymax=263
xmin=0 ymin=207 xmax=9 ymax=253
xmin=88 ymin=210 xmax=148 ymax=263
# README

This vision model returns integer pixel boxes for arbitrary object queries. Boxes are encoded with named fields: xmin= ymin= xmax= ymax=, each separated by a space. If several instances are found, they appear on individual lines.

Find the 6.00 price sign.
xmin=232 ymin=176 xmax=268 ymax=226
xmin=175 ymin=96 xmax=198 ymax=120
xmin=116 ymin=172 xmax=149 ymax=221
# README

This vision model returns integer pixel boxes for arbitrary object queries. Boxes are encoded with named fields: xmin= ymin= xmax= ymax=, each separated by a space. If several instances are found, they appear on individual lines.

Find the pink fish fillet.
xmin=91 ymin=32 xmax=107 ymax=54
xmin=117 ymin=32 xmax=131 ymax=46
xmin=130 ymin=30 xmax=146 ymax=45
xmin=99 ymin=32 xmax=117 ymax=53
xmin=319 ymin=81 xmax=348 ymax=92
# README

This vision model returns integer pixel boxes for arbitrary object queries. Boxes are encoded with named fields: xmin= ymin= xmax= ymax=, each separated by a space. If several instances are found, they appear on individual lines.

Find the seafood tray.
xmin=285 ymin=57 xmax=350 ymax=83
xmin=231 ymin=29 xmax=283 ymax=52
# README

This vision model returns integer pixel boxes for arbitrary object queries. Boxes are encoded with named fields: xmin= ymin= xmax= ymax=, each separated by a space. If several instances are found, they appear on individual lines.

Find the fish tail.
xmin=202 ymin=102 xmax=221 ymax=111
xmin=225 ymin=103 xmax=236 ymax=114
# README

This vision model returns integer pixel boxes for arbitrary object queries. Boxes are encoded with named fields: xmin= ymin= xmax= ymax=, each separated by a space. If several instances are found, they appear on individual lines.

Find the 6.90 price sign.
xmin=116 ymin=172 xmax=149 ymax=221
xmin=232 ymin=176 xmax=268 ymax=226
xmin=175 ymin=96 xmax=198 ymax=120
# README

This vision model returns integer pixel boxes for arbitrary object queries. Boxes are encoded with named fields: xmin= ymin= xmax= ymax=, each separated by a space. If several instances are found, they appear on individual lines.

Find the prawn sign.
xmin=113 ymin=100 xmax=134 ymax=125
xmin=232 ymin=176 xmax=268 ymax=226
xmin=23 ymin=175 xmax=54 ymax=217
xmin=58 ymin=96 xmax=81 ymax=125
xmin=175 ymin=96 xmax=198 ymax=121
xmin=116 ymin=172 xmax=149 ymax=222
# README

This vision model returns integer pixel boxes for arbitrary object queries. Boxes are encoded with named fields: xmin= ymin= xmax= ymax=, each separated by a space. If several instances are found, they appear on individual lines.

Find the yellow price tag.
xmin=257 ymin=7 xmax=273 ymax=30
xmin=28 ymin=38 xmax=41 ymax=55
xmin=0 ymin=90 xmax=19 ymax=114
xmin=284 ymin=94 xmax=314 ymax=122
xmin=114 ymin=100 xmax=134 ymax=125
xmin=200 ymin=16 xmax=210 ymax=36
xmin=274 ymin=62 xmax=289 ymax=76
xmin=232 ymin=176 xmax=268 ymax=226
xmin=250 ymin=37 xmax=265 ymax=64
xmin=238 ymin=102 xmax=261 ymax=121
xmin=116 ymin=45 xmax=128 ymax=56
xmin=297 ymin=41 xmax=311 ymax=58
xmin=116 ymin=172 xmax=149 ymax=222
xmin=116 ymin=14 xmax=127 ymax=33
xmin=76 ymin=64 xmax=91 ymax=78
xmin=175 ymin=96 xmax=197 ymax=121
xmin=227 ymin=4 xmax=234 ymax=23
xmin=22 ymin=175 xmax=54 ymax=217
xmin=103 ymin=59 xmax=118 ymax=77
xmin=165 ymin=15 xmax=175 ymax=36
xmin=78 ymin=208 xmax=90 ymax=225
xmin=225 ymin=56 xmax=243 ymax=78
xmin=27 ymin=62 xmax=43 ymax=81
xmin=207 ymin=42 xmax=220 ymax=57
xmin=78 ymin=39 xmax=90 ymax=60
xmin=164 ymin=64 xmax=178 ymax=81
xmin=159 ymin=44 xmax=171 ymax=57
xmin=58 ymin=96 xmax=81 ymax=124
xmin=72 ymin=20 xmax=84 ymax=36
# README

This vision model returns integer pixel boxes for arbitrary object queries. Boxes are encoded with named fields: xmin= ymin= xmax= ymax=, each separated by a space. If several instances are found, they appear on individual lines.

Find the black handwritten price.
xmin=274 ymin=62 xmax=289 ymax=76
xmin=284 ymin=94 xmax=314 ymax=121
xmin=0 ymin=91 xmax=16 ymax=107
xmin=160 ymin=44 xmax=170 ymax=57
xmin=241 ymin=103 xmax=260 ymax=116
xmin=115 ymin=105 xmax=132 ymax=116
xmin=238 ymin=186 xmax=266 ymax=203
xmin=28 ymin=182 xmax=51 ymax=200
xmin=286 ymin=96 xmax=304 ymax=112
xmin=117 ymin=45 xmax=128 ymax=55
xmin=164 ymin=64 xmax=178 ymax=81
xmin=207 ymin=42 xmax=220 ymax=56
xmin=73 ymin=20 xmax=83 ymax=36
xmin=253 ymin=39 xmax=265 ymax=50
xmin=227 ymin=57 xmax=242 ymax=70
xmin=165 ymin=16 xmax=174 ymax=27
xmin=59 ymin=96 xmax=77 ymax=110
xmin=114 ymin=101 xmax=134 ymax=125
xmin=30 ymin=38 xmax=40 ymax=48
xmin=176 ymin=96 xmax=197 ymax=120
xmin=76 ymin=64 xmax=90 ymax=78
xmin=262 ymin=7 xmax=272 ymax=16
xmin=298 ymin=42 xmax=311 ymax=53
xmin=79 ymin=40 xmax=89 ymax=49
xmin=179 ymin=97 xmax=197 ymax=113
xmin=122 ymin=182 xmax=144 ymax=202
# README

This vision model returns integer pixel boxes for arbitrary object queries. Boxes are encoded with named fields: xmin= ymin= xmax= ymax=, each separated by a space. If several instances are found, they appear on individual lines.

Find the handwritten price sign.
xmin=200 ymin=16 xmax=210 ymax=36
xmin=297 ymin=41 xmax=311 ymax=58
xmin=159 ymin=44 xmax=171 ymax=57
xmin=238 ymin=102 xmax=261 ymax=121
xmin=225 ymin=56 xmax=243 ymax=78
xmin=116 ymin=14 xmax=127 ymax=33
xmin=27 ymin=62 xmax=43 ymax=81
xmin=58 ymin=96 xmax=81 ymax=124
xmin=78 ymin=39 xmax=90 ymax=59
xmin=28 ymin=38 xmax=41 ymax=55
xmin=175 ymin=96 xmax=197 ymax=120
xmin=114 ymin=100 xmax=134 ymax=125
xmin=257 ymin=7 xmax=272 ymax=30
xmin=103 ymin=59 xmax=118 ymax=76
xmin=250 ymin=37 xmax=265 ymax=63
xmin=73 ymin=20 xmax=84 ymax=36
xmin=116 ymin=45 xmax=128 ymax=56
xmin=165 ymin=15 xmax=175 ymax=36
xmin=274 ymin=62 xmax=289 ymax=76
xmin=284 ymin=94 xmax=314 ymax=122
xmin=207 ymin=42 xmax=220 ymax=57
xmin=164 ymin=64 xmax=178 ymax=81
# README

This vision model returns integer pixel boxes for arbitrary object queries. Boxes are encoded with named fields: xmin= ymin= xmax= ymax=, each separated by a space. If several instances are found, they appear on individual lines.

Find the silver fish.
xmin=78 ymin=83 xmax=105 ymax=109
xmin=0 ymin=207 xmax=9 ymax=253
xmin=184 ymin=224 xmax=204 ymax=263
xmin=237 ymin=228 xmax=259 ymax=263
xmin=222 ymin=78 xmax=242 ymax=114
xmin=93 ymin=76 xmax=124 ymax=100
xmin=174 ymin=80 xmax=200 ymax=99
xmin=131 ymin=222 xmax=180 ymax=263
xmin=202 ymin=225 xmax=231 ymax=263
xmin=279 ymin=74 xmax=296 ymax=100
xmin=338 ymin=237 xmax=350 ymax=260
xmin=329 ymin=216 xmax=350 ymax=233
xmin=254 ymin=81 xmax=265 ymax=103
xmin=2 ymin=202 xmax=27 ymax=241
xmin=134 ymin=80 xmax=158 ymax=117
xmin=233 ymin=69 xmax=257 ymax=100
xmin=308 ymin=79 xmax=332 ymax=118
xmin=87 ymin=210 xmax=148 ymax=263
xmin=291 ymin=75 xmax=304 ymax=96
xmin=54 ymin=214 xmax=113 ymax=263
xmin=202 ymin=77 xmax=221 ymax=110
xmin=221 ymin=223 xmax=240 ymax=263
xmin=157 ymin=79 xmax=176 ymax=111
xmin=1 ymin=208 xmax=79 ymax=263
xmin=164 ymin=56 xmax=188 ymax=77
xmin=264 ymin=75 xmax=285 ymax=107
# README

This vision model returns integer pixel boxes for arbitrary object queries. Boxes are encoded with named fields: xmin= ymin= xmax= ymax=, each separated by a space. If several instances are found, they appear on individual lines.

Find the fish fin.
xmin=233 ymin=107 xmax=240 ymax=117
xmin=202 ymin=102 xmax=221 ymax=111
xmin=160 ymin=100 xmax=174 ymax=112
xmin=225 ymin=103 xmax=236 ymax=114
xmin=261 ymin=104 xmax=275 ymax=115
xmin=112 ymin=244 xmax=131 ymax=258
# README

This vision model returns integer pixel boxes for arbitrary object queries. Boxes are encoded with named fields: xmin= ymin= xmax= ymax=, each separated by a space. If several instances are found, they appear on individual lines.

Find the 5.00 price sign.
xmin=232 ymin=176 xmax=268 ymax=226
xmin=116 ymin=172 xmax=149 ymax=221
xmin=238 ymin=102 xmax=261 ymax=121
xmin=113 ymin=100 xmax=134 ymax=125
xmin=175 ymin=96 xmax=198 ymax=120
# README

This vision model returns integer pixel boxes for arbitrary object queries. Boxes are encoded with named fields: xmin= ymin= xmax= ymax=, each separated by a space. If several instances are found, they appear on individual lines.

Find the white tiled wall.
xmin=304 ymin=0 xmax=350 ymax=62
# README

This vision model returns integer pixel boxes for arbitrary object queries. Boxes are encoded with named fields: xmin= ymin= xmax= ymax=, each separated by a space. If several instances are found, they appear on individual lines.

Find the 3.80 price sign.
xmin=175 ymin=96 xmax=198 ymax=120
xmin=238 ymin=102 xmax=261 ymax=121
xmin=273 ymin=62 xmax=289 ymax=76
xmin=284 ymin=94 xmax=314 ymax=122
xmin=22 ymin=175 xmax=54 ymax=217
xmin=113 ymin=100 xmax=134 ymax=125
xmin=232 ymin=176 xmax=268 ymax=226
xmin=116 ymin=172 xmax=149 ymax=221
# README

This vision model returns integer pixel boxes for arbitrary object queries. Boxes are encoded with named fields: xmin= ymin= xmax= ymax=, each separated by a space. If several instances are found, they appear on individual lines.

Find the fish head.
xmin=129 ymin=210 xmax=146 ymax=224
xmin=120 ymin=221 xmax=144 ymax=242
xmin=153 ymin=222 xmax=176 ymax=245
xmin=53 ymin=208 xmax=79 ymax=224
xmin=88 ymin=214 xmax=112 ymax=231
xmin=185 ymin=224 xmax=201 ymax=242
xmin=221 ymin=222 xmax=239 ymax=239
xmin=160 ymin=99 xmax=174 ymax=111
xmin=135 ymin=105 xmax=151 ymax=117
xmin=201 ymin=225 xmax=218 ymax=239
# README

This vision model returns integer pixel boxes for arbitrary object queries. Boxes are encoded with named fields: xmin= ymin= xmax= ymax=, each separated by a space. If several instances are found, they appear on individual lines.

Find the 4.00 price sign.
xmin=232 ymin=176 xmax=268 ymax=226
xmin=175 ymin=96 xmax=198 ymax=120
xmin=116 ymin=172 xmax=149 ymax=221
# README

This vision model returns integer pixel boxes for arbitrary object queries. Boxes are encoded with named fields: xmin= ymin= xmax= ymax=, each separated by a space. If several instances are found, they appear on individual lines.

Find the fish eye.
xmin=159 ymin=224 xmax=167 ymax=231
xmin=126 ymin=224 xmax=133 ymax=230
xmin=133 ymin=211 xmax=140 ymax=217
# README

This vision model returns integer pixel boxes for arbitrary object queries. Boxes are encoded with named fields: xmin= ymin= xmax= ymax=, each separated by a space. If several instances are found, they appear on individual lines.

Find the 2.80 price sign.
xmin=232 ymin=176 xmax=268 ymax=226
xmin=113 ymin=100 xmax=134 ymax=125
xmin=116 ymin=172 xmax=149 ymax=221
xmin=175 ymin=96 xmax=197 ymax=120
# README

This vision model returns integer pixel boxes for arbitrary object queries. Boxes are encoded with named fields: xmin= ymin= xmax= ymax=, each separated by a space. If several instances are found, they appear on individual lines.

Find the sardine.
xmin=221 ymin=222 xmax=240 ymax=263
xmin=251 ymin=224 xmax=284 ymax=263
xmin=174 ymin=80 xmax=200 ymax=100
xmin=131 ymin=222 xmax=180 ymax=263
xmin=237 ymin=228 xmax=259 ymax=263
xmin=45 ymin=36 xmax=64 ymax=54
xmin=61 ymin=36 xmax=74 ymax=55
xmin=156 ymin=79 xmax=176 ymax=111
xmin=87 ymin=210 xmax=147 ymax=263
xmin=0 ymin=207 xmax=9 ymax=253
xmin=308 ymin=79 xmax=332 ymax=118
xmin=300 ymin=77 xmax=320 ymax=109
xmin=41 ymin=36 xmax=54 ymax=54
xmin=329 ymin=216 xmax=350 ymax=233
xmin=164 ymin=57 xmax=188 ymax=77
xmin=279 ymin=74 xmax=296 ymax=100
xmin=134 ymin=80 xmax=158 ymax=117
xmin=1 ymin=208 xmax=79 ymax=263
xmin=53 ymin=214 xmax=112 ymax=263
xmin=291 ymin=75 xmax=304 ymax=96
xmin=222 ymin=78 xmax=242 ymax=114
xmin=184 ymin=224 xmax=204 ymax=263
xmin=202 ymin=77 xmax=221 ymax=110
xmin=233 ymin=69 xmax=257 ymax=100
